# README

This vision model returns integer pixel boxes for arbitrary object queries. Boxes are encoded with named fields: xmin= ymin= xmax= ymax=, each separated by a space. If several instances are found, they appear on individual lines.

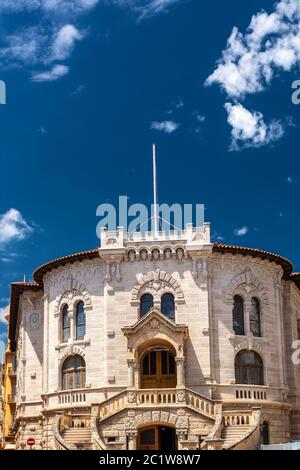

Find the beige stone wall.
xmin=99 ymin=408 xmax=213 ymax=450
xmin=12 ymin=242 xmax=300 ymax=446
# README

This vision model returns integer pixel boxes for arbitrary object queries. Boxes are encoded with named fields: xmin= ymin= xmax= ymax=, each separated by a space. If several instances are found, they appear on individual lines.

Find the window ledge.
xmin=55 ymin=338 xmax=91 ymax=351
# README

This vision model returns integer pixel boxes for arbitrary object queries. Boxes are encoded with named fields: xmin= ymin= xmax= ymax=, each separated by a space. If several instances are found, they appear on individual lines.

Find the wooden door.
xmin=141 ymin=350 xmax=176 ymax=389
xmin=137 ymin=427 xmax=158 ymax=450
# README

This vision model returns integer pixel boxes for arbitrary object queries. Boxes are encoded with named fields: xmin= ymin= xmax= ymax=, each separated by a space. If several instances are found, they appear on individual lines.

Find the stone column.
xmin=175 ymin=357 xmax=185 ymax=388
xmin=127 ymin=359 xmax=136 ymax=388
xmin=127 ymin=431 xmax=137 ymax=450
xmin=244 ymin=299 xmax=253 ymax=336
xmin=69 ymin=309 xmax=75 ymax=341
xmin=176 ymin=430 xmax=188 ymax=450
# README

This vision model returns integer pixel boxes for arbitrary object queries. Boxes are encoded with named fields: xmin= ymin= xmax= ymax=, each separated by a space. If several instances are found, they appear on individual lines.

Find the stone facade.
xmin=4 ymin=224 xmax=300 ymax=450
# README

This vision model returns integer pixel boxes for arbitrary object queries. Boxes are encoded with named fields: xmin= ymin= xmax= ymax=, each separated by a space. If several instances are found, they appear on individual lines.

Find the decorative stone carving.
xmin=54 ymin=280 xmax=92 ymax=317
xmin=149 ymin=318 xmax=160 ymax=329
xmin=131 ymin=269 xmax=185 ymax=304
xmin=176 ymin=392 xmax=186 ymax=403
xmin=176 ymin=248 xmax=184 ymax=262
xmin=128 ymin=251 xmax=136 ymax=263
xmin=127 ymin=392 xmax=137 ymax=404
xmin=225 ymin=269 xmax=269 ymax=305
xmin=234 ymin=339 xmax=265 ymax=356
xmin=176 ymin=415 xmax=189 ymax=429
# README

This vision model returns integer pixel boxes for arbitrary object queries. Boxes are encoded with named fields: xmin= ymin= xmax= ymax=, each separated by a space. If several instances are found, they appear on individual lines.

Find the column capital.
xmin=127 ymin=359 xmax=136 ymax=367
xmin=175 ymin=356 xmax=185 ymax=365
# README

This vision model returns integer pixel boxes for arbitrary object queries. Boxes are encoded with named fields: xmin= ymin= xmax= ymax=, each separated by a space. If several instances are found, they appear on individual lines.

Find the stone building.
xmin=2 ymin=223 xmax=300 ymax=450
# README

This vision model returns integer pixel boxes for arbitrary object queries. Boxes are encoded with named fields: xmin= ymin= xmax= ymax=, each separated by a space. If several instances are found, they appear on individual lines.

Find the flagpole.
xmin=152 ymin=143 xmax=158 ymax=235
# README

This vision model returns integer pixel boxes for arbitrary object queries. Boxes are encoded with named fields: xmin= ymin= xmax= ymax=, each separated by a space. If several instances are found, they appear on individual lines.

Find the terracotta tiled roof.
xmin=8 ymin=282 xmax=42 ymax=350
xmin=33 ymin=248 xmax=99 ymax=283
xmin=290 ymin=273 xmax=300 ymax=290
xmin=213 ymin=242 xmax=293 ymax=278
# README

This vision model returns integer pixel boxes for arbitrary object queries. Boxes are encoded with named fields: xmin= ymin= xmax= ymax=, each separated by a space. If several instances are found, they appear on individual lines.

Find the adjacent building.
xmin=1 ymin=223 xmax=300 ymax=450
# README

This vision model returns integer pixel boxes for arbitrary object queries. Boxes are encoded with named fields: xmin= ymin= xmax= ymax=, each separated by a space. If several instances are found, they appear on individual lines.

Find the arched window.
xmin=140 ymin=294 xmax=154 ymax=317
xmin=232 ymin=295 xmax=245 ymax=335
xmin=161 ymin=293 xmax=175 ymax=321
xmin=76 ymin=301 xmax=86 ymax=340
xmin=250 ymin=298 xmax=261 ymax=337
xmin=235 ymin=350 xmax=264 ymax=385
xmin=62 ymin=305 xmax=70 ymax=343
xmin=62 ymin=355 xmax=86 ymax=390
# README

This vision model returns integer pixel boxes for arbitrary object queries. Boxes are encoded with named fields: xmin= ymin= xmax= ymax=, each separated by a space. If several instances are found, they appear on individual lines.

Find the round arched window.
xmin=62 ymin=305 xmax=70 ymax=343
xmin=161 ymin=293 xmax=175 ymax=321
xmin=235 ymin=350 xmax=263 ymax=385
xmin=140 ymin=294 xmax=154 ymax=317
xmin=76 ymin=301 xmax=86 ymax=340
xmin=62 ymin=355 xmax=86 ymax=390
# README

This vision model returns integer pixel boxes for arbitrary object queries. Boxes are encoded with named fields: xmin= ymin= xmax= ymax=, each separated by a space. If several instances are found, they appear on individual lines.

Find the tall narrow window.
xmin=140 ymin=294 xmax=154 ymax=317
xmin=250 ymin=298 xmax=261 ymax=337
xmin=233 ymin=295 xmax=245 ymax=335
xmin=62 ymin=355 xmax=86 ymax=390
xmin=297 ymin=320 xmax=300 ymax=340
xmin=161 ymin=293 xmax=175 ymax=321
xmin=235 ymin=350 xmax=264 ymax=385
xmin=62 ymin=305 xmax=70 ymax=343
xmin=76 ymin=301 xmax=86 ymax=340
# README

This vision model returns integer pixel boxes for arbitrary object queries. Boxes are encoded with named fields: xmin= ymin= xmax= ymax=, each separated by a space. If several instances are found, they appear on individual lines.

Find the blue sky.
xmin=1 ymin=0 xmax=300 ymax=355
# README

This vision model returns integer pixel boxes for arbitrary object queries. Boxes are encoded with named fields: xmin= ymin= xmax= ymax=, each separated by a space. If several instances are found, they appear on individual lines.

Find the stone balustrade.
xmin=212 ymin=384 xmax=286 ymax=403
xmin=43 ymin=383 xmax=286 ymax=413
xmin=98 ymin=387 xmax=216 ymax=421
xmin=222 ymin=411 xmax=253 ymax=426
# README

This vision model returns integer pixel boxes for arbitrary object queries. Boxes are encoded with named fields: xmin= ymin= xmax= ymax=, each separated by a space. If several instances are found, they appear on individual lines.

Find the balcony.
xmin=212 ymin=384 xmax=287 ymax=403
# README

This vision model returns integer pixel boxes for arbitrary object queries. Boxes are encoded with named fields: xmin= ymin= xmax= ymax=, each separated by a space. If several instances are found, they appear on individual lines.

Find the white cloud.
xmin=206 ymin=0 xmax=300 ymax=149
xmin=0 ymin=339 xmax=6 ymax=362
xmin=194 ymin=112 xmax=206 ymax=123
xmin=70 ymin=84 xmax=86 ymax=96
xmin=151 ymin=120 xmax=180 ymax=133
xmin=225 ymin=102 xmax=285 ymax=150
xmin=113 ymin=0 xmax=180 ymax=20
xmin=0 ymin=305 xmax=8 ymax=325
xmin=0 ymin=208 xmax=33 ymax=245
xmin=31 ymin=64 xmax=70 ymax=82
xmin=206 ymin=0 xmax=300 ymax=100
xmin=234 ymin=226 xmax=249 ymax=236
xmin=0 ymin=1 xmax=180 ymax=77
xmin=51 ymin=24 xmax=83 ymax=61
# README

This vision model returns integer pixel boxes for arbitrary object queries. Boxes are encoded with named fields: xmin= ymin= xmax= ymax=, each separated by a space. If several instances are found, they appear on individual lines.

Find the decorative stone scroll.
xmin=54 ymin=277 xmax=92 ymax=316
xmin=225 ymin=269 xmax=269 ymax=305
xmin=130 ymin=269 xmax=185 ymax=305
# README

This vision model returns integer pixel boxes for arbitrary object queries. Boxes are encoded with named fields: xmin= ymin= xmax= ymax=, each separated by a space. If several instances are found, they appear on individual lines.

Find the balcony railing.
xmin=212 ymin=384 xmax=286 ymax=403
xmin=43 ymin=383 xmax=287 ymax=412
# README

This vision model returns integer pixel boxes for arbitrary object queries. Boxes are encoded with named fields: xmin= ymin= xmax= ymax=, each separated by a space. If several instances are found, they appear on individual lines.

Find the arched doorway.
xmin=141 ymin=348 xmax=176 ymax=389
xmin=137 ymin=426 xmax=177 ymax=451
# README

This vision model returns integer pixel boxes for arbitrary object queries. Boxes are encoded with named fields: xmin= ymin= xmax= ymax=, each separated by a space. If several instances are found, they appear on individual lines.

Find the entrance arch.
xmin=141 ymin=348 xmax=176 ymax=389
xmin=137 ymin=425 xmax=177 ymax=451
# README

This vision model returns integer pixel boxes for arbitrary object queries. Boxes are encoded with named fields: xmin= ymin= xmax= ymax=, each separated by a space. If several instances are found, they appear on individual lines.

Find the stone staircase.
xmin=221 ymin=409 xmax=262 ymax=450
xmin=62 ymin=428 xmax=93 ymax=450
xmin=222 ymin=424 xmax=250 ymax=448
